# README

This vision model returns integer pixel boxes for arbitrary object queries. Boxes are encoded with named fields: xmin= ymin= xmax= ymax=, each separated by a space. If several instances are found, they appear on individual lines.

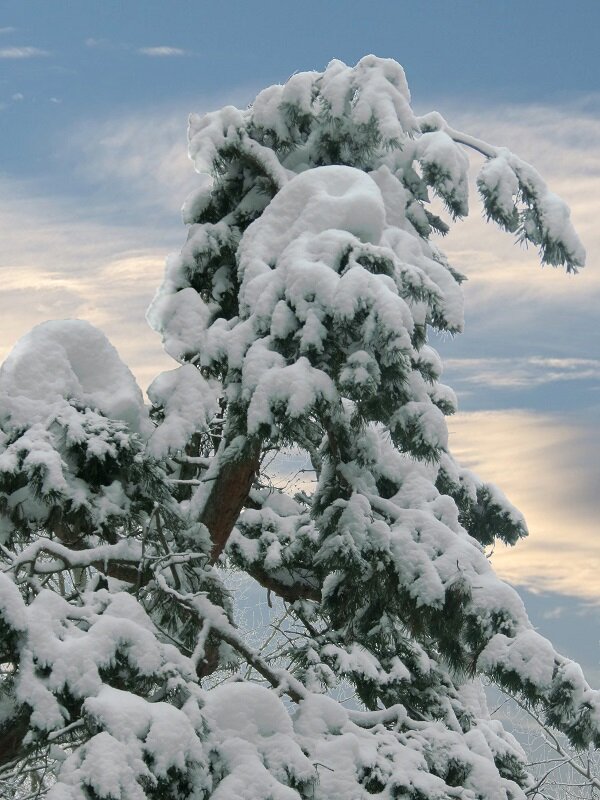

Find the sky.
xmin=0 ymin=1 xmax=599 ymax=673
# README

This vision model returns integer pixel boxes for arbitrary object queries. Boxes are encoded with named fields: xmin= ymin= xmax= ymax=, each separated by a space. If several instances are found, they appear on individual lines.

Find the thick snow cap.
xmin=237 ymin=165 xmax=387 ymax=315
xmin=0 ymin=320 xmax=150 ymax=437
xmin=239 ymin=165 xmax=386 ymax=268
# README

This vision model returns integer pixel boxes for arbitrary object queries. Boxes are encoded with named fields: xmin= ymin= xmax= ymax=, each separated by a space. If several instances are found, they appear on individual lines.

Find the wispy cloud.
xmin=69 ymin=110 xmax=196 ymax=216
xmin=0 ymin=45 xmax=50 ymax=59
xmin=2 ymin=93 xmax=253 ymax=383
xmin=0 ymin=26 xmax=15 ymax=34
xmin=66 ymin=88 xmax=254 ymax=215
xmin=84 ymin=39 xmax=190 ymax=58
xmin=444 ymin=357 xmax=600 ymax=389
xmin=137 ymin=46 xmax=189 ymax=57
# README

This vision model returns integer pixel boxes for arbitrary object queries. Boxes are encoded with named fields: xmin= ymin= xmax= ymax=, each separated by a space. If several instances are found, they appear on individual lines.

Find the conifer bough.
xmin=0 ymin=56 xmax=592 ymax=799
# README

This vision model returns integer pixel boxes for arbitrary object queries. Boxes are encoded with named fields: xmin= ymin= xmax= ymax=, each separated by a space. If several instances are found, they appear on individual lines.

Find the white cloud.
xmin=138 ymin=46 xmax=189 ymax=57
xmin=0 ymin=88 xmax=255 ymax=390
xmin=0 ymin=46 xmax=50 ymax=58
xmin=0 ymin=27 xmax=15 ymax=35
xmin=83 ymin=39 xmax=190 ymax=58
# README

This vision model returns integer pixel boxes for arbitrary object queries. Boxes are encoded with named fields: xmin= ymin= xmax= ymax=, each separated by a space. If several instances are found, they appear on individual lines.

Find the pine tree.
xmin=0 ymin=56 xmax=594 ymax=799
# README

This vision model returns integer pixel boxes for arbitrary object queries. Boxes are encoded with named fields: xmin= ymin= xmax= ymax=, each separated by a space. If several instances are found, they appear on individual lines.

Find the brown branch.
xmin=196 ymin=643 xmax=221 ymax=679
xmin=216 ymin=624 xmax=305 ymax=703
xmin=93 ymin=560 xmax=147 ymax=584
xmin=175 ymin=432 xmax=204 ymax=501
xmin=246 ymin=565 xmax=321 ymax=603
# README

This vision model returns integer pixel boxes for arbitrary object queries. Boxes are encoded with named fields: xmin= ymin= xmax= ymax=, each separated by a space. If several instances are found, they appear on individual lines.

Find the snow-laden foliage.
xmin=0 ymin=56 xmax=592 ymax=799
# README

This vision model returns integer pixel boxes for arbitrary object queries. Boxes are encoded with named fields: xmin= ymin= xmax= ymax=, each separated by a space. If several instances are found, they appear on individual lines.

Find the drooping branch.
xmin=417 ymin=111 xmax=499 ymax=158
xmin=48 ymin=514 xmax=149 ymax=585
xmin=442 ymin=125 xmax=498 ymax=159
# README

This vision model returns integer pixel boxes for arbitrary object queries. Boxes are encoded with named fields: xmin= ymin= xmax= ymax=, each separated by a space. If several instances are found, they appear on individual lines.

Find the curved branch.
xmin=442 ymin=126 xmax=498 ymax=159
xmin=9 ymin=539 xmax=149 ymax=585
xmin=417 ymin=112 xmax=498 ymax=159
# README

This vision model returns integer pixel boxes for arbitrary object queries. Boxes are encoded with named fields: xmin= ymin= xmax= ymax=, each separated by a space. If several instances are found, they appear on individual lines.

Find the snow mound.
xmin=147 ymin=364 xmax=220 ymax=458
xmin=0 ymin=320 xmax=150 ymax=437
xmin=238 ymin=165 xmax=386 ymax=307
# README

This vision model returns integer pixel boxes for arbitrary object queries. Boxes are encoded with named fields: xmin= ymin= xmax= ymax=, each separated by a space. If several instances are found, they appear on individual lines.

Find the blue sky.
xmin=3 ymin=0 xmax=600 ymax=183
xmin=1 ymin=1 xmax=599 ymax=672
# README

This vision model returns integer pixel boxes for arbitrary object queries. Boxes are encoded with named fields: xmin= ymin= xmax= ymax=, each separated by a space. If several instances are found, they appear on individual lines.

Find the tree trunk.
xmin=203 ymin=440 xmax=262 ymax=563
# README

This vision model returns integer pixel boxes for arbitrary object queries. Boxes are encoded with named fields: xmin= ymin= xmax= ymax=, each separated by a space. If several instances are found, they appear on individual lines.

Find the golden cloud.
xmin=449 ymin=410 xmax=600 ymax=599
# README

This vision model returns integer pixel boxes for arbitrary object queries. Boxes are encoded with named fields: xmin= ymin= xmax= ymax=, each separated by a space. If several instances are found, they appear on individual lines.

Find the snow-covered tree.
xmin=0 ymin=56 xmax=594 ymax=799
